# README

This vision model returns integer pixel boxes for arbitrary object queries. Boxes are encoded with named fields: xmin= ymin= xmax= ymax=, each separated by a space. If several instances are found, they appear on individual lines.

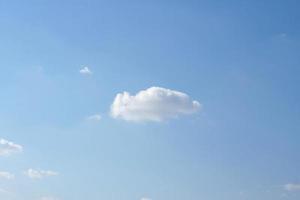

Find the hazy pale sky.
xmin=0 ymin=0 xmax=300 ymax=200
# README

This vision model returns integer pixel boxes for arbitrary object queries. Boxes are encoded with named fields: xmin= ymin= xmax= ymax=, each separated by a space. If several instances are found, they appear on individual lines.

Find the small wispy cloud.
xmin=86 ymin=114 xmax=102 ymax=121
xmin=40 ymin=196 xmax=60 ymax=200
xmin=272 ymin=33 xmax=290 ymax=42
xmin=79 ymin=66 xmax=92 ymax=75
xmin=0 ymin=188 xmax=7 ymax=193
xmin=278 ymin=33 xmax=287 ymax=38
xmin=0 ymin=188 xmax=10 ymax=195
xmin=0 ymin=138 xmax=23 ymax=156
xmin=141 ymin=197 xmax=152 ymax=200
xmin=24 ymin=169 xmax=58 ymax=179
xmin=0 ymin=171 xmax=14 ymax=180
xmin=284 ymin=183 xmax=300 ymax=191
xmin=0 ymin=187 xmax=15 ymax=197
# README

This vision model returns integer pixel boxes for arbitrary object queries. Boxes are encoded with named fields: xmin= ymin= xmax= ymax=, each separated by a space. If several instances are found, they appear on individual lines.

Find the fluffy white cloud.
xmin=110 ymin=87 xmax=201 ymax=122
xmin=79 ymin=66 xmax=92 ymax=75
xmin=284 ymin=183 xmax=300 ymax=191
xmin=0 ymin=171 xmax=14 ymax=180
xmin=24 ymin=169 xmax=58 ymax=179
xmin=86 ymin=114 xmax=102 ymax=121
xmin=0 ymin=138 xmax=23 ymax=156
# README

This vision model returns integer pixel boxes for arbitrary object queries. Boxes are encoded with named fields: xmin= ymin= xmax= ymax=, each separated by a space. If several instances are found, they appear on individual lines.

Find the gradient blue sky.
xmin=0 ymin=0 xmax=300 ymax=200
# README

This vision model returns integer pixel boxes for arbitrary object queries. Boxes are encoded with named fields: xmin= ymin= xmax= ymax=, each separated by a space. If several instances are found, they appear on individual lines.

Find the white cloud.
xmin=40 ymin=196 xmax=60 ymax=200
xmin=0 ymin=138 xmax=23 ymax=156
xmin=0 ymin=171 xmax=14 ymax=180
xmin=79 ymin=66 xmax=92 ymax=75
xmin=284 ymin=183 xmax=300 ymax=191
xmin=110 ymin=87 xmax=201 ymax=122
xmin=24 ymin=169 xmax=58 ymax=179
xmin=86 ymin=114 xmax=102 ymax=121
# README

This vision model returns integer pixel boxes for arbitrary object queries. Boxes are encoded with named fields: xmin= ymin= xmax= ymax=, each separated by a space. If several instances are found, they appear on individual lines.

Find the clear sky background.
xmin=0 ymin=0 xmax=299 ymax=200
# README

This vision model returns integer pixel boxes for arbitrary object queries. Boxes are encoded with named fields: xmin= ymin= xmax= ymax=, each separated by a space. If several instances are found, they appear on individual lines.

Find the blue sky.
xmin=0 ymin=0 xmax=300 ymax=200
